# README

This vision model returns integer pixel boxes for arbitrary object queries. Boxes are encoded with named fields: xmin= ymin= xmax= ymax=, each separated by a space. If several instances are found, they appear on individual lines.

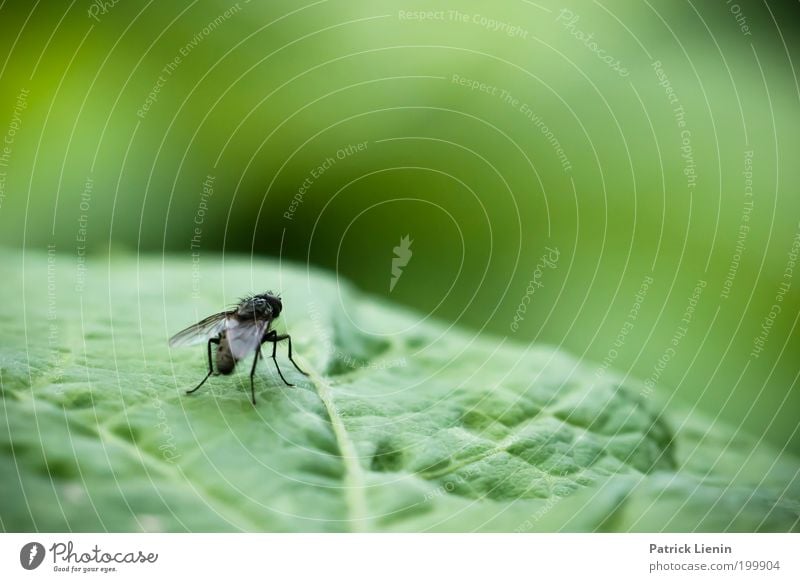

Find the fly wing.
xmin=226 ymin=316 xmax=269 ymax=360
xmin=169 ymin=311 xmax=231 ymax=347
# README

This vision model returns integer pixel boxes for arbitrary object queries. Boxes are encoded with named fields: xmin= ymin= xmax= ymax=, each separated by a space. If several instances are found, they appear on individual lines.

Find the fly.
xmin=169 ymin=292 xmax=307 ymax=404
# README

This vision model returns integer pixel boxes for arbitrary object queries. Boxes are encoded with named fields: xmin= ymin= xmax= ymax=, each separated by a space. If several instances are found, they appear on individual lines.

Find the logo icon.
xmin=20 ymin=542 xmax=45 ymax=570
xmin=390 ymin=235 xmax=413 ymax=292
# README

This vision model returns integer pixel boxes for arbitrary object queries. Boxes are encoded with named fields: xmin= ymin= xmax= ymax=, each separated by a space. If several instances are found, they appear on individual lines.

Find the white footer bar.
xmin=1 ymin=533 xmax=797 ymax=581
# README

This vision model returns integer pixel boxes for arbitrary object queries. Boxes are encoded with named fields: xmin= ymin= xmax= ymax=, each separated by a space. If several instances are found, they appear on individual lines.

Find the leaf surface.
xmin=1 ymin=250 xmax=797 ymax=532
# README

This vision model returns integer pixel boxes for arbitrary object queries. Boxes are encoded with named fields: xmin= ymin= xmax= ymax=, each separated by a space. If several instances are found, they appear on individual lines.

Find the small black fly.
xmin=169 ymin=292 xmax=307 ymax=404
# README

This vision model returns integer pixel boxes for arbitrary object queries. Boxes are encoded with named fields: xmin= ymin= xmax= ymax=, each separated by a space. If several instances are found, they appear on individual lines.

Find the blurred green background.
xmin=1 ymin=0 xmax=798 ymax=453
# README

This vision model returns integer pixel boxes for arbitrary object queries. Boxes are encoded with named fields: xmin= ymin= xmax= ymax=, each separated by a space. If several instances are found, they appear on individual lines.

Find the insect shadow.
xmin=169 ymin=292 xmax=308 ymax=404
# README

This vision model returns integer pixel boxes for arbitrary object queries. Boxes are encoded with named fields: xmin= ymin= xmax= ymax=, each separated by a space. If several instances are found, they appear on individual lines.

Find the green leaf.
xmin=1 ymin=249 xmax=798 ymax=532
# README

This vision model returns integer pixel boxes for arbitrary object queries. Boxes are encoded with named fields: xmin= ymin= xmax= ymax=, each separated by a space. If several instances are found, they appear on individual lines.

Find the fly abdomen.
xmin=216 ymin=335 xmax=236 ymax=375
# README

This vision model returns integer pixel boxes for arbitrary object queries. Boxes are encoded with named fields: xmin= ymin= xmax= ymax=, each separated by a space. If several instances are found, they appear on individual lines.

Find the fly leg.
xmin=273 ymin=333 xmax=309 ymax=376
xmin=261 ymin=330 xmax=294 ymax=387
xmin=249 ymin=345 xmax=261 ymax=405
xmin=187 ymin=337 xmax=220 ymax=395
